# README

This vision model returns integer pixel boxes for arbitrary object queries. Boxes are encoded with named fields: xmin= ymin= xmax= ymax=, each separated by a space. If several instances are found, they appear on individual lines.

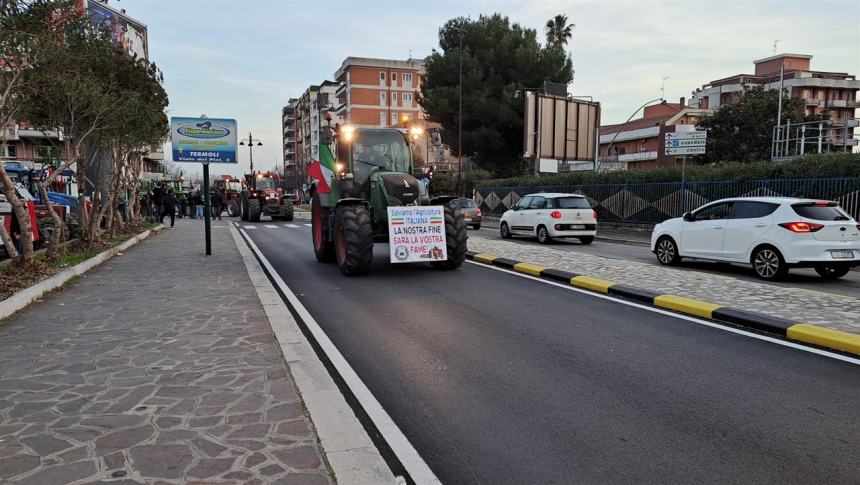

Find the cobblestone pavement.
xmin=469 ymin=234 xmax=860 ymax=334
xmin=0 ymin=220 xmax=333 ymax=484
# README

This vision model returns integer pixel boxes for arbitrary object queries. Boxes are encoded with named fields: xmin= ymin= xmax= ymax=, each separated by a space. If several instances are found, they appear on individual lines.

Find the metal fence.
xmin=475 ymin=177 xmax=860 ymax=225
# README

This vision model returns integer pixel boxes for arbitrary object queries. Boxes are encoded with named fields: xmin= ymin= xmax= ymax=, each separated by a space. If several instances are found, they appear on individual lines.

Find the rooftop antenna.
xmin=773 ymin=39 xmax=779 ymax=55
xmin=408 ymin=48 xmax=413 ymax=60
xmin=660 ymin=76 xmax=670 ymax=100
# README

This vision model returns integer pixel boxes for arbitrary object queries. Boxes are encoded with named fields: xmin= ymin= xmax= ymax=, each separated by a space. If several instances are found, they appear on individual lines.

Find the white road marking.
xmin=285 ymin=224 xmax=300 ymax=228
xmin=466 ymin=261 xmax=860 ymax=366
xmin=243 ymin=226 xmax=257 ymax=229
xmin=264 ymin=224 xmax=278 ymax=229
xmin=304 ymin=223 xmax=313 ymax=227
xmin=239 ymin=229 xmax=441 ymax=484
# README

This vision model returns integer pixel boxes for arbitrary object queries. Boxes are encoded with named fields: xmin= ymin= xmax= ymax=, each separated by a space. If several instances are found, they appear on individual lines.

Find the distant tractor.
xmin=213 ymin=175 xmax=242 ymax=217
xmin=240 ymin=171 xmax=294 ymax=222
xmin=309 ymin=125 xmax=467 ymax=276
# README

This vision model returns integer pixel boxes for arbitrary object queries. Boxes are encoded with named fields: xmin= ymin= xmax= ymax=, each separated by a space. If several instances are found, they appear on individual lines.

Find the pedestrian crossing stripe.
xmin=285 ymin=224 xmax=300 ymax=228
xmin=304 ymin=223 xmax=312 ymax=227
xmin=265 ymin=225 xmax=278 ymax=228
xmin=244 ymin=226 xmax=257 ymax=229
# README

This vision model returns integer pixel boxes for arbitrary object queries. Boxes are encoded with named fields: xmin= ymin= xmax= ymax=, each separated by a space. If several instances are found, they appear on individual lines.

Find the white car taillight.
xmin=779 ymin=222 xmax=824 ymax=233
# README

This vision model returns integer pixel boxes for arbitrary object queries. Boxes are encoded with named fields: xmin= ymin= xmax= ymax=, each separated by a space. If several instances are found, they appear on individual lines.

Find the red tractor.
xmin=240 ymin=171 xmax=294 ymax=222
xmin=213 ymin=175 xmax=242 ymax=217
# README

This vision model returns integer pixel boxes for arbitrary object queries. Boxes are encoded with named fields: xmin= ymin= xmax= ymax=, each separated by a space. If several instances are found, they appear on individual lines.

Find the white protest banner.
xmin=388 ymin=206 xmax=447 ymax=263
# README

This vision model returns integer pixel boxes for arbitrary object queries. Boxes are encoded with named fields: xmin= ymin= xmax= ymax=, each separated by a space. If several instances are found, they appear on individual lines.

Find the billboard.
xmin=523 ymin=92 xmax=600 ymax=169
xmin=86 ymin=0 xmax=148 ymax=60
xmin=171 ymin=117 xmax=238 ymax=164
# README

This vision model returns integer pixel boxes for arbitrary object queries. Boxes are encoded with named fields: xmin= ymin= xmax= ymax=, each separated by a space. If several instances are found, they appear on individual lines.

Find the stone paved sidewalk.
xmin=469 ymin=234 xmax=860 ymax=335
xmin=0 ymin=220 xmax=333 ymax=484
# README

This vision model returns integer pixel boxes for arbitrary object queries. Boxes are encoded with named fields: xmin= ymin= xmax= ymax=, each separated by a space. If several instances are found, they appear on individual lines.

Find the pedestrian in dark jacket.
xmin=211 ymin=191 xmax=223 ymax=220
xmin=162 ymin=189 xmax=176 ymax=228
xmin=9 ymin=208 xmax=23 ymax=254
xmin=151 ymin=183 xmax=165 ymax=222
xmin=192 ymin=190 xmax=204 ymax=219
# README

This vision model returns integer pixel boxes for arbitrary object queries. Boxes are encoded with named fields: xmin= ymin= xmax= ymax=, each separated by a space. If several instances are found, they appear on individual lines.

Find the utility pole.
xmin=661 ymin=76 xmax=670 ymax=100
xmin=239 ymin=132 xmax=263 ymax=172
xmin=458 ymin=27 xmax=464 ymax=197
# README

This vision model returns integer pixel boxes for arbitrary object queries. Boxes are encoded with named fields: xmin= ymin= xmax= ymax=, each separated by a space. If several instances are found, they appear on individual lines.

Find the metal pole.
xmin=680 ymin=155 xmax=687 ymax=214
xmin=248 ymin=132 xmax=254 ymax=173
xmin=203 ymin=163 xmax=211 ymax=255
xmin=458 ymin=29 xmax=463 ymax=196
xmin=776 ymin=65 xmax=784 ymax=125
xmin=817 ymin=122 xmax=823 ymax=153
xmin=800 ymin=125 xmax=806 ymax=155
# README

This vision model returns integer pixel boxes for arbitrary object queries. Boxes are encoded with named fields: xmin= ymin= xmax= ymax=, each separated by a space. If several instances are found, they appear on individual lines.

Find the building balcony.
xmin=802 ymin=98 xmax=824 ymax=107
xmin=827 ymin=99 xmax=859 ymax=109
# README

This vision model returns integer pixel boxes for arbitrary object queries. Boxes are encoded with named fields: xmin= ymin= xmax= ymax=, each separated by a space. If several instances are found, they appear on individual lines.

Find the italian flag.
xmin=306 ymin=143 xmax=336 ymax=195
xmin=390 ymin=217 xmax=405 ymax=225
xmin=430 ymin=216 xmax=443 ymax=224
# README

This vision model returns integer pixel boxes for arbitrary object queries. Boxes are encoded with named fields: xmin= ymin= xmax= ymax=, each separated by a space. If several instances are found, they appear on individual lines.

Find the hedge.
xmin=476 ymin=153 xmax=860 ymax=188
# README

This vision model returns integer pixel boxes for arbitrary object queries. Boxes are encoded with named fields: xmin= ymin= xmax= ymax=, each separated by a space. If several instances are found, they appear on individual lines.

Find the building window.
xmin=403 ymin=73 xmax=413 ymax=83
xmin=380 ymin=72 xmax=385 ymax=81
xmin=403 ymin=93 xmax=413 ymax=106
xmin=380 ymin=112 xmax=387 ymax=126
xmin=392 ymin=72 xmax=397 ymax=82
xmin=380 ymin=92 xmax=386 ymax=105
xmin=2 ymin=144 xmax=16 ymax=158
xmin=392 ymin=112 xmax=398 ymax=125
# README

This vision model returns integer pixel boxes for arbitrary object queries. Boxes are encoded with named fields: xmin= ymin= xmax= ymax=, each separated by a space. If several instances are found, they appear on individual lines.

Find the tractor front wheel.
xmin=432 ymin=205 xmax=468 ymax=270
xmin=312 ymin=193 xmax=335 ymax=262
xmin=334 ymin=205 xmax=374 ymax=276
xmin=248 ymin=198 xmax=262 ymax=222
xmin=227 ymin=200 xmax=240 ymax=217
xmin=240 ymin=195 xmax=249 ymax=221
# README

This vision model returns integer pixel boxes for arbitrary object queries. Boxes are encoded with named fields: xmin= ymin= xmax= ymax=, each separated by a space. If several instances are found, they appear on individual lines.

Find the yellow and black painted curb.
xmin=465 ymin=250 xmax=860 ymax=357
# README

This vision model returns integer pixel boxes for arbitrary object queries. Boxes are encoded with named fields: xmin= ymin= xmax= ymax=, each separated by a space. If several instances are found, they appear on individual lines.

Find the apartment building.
xmin=690 ymin=54 xmax=859 ymax=124
xmin=294 ymin=85 xmax=319 ymax=182
xmin=333 ymin=57 xmax=426 ymax=127
xmin=598 ymin=99 xmax=712 ymax=171
xmin=281 ymin=99 xmax=298 ymax=187
xmin=309 ymin=81 xmax=343 ymax=161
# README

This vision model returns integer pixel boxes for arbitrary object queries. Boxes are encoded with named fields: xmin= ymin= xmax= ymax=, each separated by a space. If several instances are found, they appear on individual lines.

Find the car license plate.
xmin=831 ymin=250 xmax=854 ymax=259
xmin=571 ymin=224 xmax=585 ymax=230
xmin=464 ymin=217 xmax=472 ymax=222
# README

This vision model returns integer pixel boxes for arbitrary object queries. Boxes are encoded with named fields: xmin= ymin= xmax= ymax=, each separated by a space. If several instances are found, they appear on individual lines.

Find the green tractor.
xmin=310 ymin=126 xmax=467 ymax=276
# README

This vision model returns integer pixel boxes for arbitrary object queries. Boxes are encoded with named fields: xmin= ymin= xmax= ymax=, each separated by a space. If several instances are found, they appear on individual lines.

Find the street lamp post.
xmin=239 ymin=132 xmax=263 ymax=172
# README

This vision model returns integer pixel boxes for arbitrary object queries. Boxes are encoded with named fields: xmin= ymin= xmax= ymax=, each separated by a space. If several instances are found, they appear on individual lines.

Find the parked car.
xmin=500 ymin=193 xmax=597 ymax=244
xmin=651 ymin=197 xmax=860 ymax=280
xmin=450 ymin=198 xmax=482 ymax=229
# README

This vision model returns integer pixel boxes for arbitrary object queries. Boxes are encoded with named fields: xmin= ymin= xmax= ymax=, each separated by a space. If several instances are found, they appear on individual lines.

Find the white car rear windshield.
xmin=792 ymin=204 xmax=850 ymax=221
xmin=550 ymin=197 xmax=590 ymax=209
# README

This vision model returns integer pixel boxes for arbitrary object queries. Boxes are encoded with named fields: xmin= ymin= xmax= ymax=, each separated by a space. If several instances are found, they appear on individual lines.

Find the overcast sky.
xmin=115 ymin=0 xmax=860 ymax=177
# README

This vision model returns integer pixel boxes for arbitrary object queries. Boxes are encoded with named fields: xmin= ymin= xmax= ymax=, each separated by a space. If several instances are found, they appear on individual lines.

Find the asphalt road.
xmin=239 ymin=219 xmax=860 ymax=485
xmin=474 ymin=223 xmax=860 ymax=298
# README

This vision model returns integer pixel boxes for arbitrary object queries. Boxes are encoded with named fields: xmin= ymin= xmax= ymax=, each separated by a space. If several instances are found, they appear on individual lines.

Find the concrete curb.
xmin=229 ymin=225 xmax=398 ymax=485
xmin=0 ymin=225 xmax=163 ymax=321
xmin=465 ymin=250 xmax=860 ymax=357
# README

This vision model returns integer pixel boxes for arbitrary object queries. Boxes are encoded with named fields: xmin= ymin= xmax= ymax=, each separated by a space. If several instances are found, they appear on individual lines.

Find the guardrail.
xmin=475 ymin=177 xmax=860 ymax=224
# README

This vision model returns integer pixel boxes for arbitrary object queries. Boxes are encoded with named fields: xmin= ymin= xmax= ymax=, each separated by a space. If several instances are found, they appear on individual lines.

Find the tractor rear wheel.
xmin=240 ymin=195 xmax=249 ymax=221
xmin=334 ymin=205 xmax=374 ymax=276
xmin=248 ymin=198 xmax=262 ymax=222
xmin=227 ymin=200 xmax=240 ymax=217
xmin=284 ymin=200 xmax=295 ymax=221
xmin=312 ymin=193 xmax=335 ymax=262
xmin=432 ymin=205 xmax=468 ymax=270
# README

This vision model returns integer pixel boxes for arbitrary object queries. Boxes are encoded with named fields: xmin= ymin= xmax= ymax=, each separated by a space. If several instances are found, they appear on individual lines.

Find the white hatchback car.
xmin=651 ymin=197 xmax=860 ymax=280
xmin=500 ymin=193 xmax=597 ymax=244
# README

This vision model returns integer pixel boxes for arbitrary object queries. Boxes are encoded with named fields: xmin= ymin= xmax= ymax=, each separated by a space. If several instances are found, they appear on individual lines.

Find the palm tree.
xmin=545 ymin=14 xmax=574 ymax=48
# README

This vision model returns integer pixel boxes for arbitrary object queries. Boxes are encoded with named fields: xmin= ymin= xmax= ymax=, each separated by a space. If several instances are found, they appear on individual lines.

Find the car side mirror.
xmin=682 ymin=212 xmax=693 ymax=221
xmin=512 ymin=206 xmax=520 ymax=211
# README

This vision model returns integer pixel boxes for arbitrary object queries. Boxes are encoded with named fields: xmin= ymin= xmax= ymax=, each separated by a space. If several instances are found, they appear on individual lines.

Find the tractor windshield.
xmin=254 ymin=177 xmax=276 ymax=190
xmin=351 ymin=129 xmax=412 ymax=184
xmin=227 ymin=181 xmax=242 ymax=192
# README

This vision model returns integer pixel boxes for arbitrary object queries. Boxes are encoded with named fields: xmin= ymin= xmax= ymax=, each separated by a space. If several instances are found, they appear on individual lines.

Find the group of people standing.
xmin=146 ymin=183 xmax=224 ymax=228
